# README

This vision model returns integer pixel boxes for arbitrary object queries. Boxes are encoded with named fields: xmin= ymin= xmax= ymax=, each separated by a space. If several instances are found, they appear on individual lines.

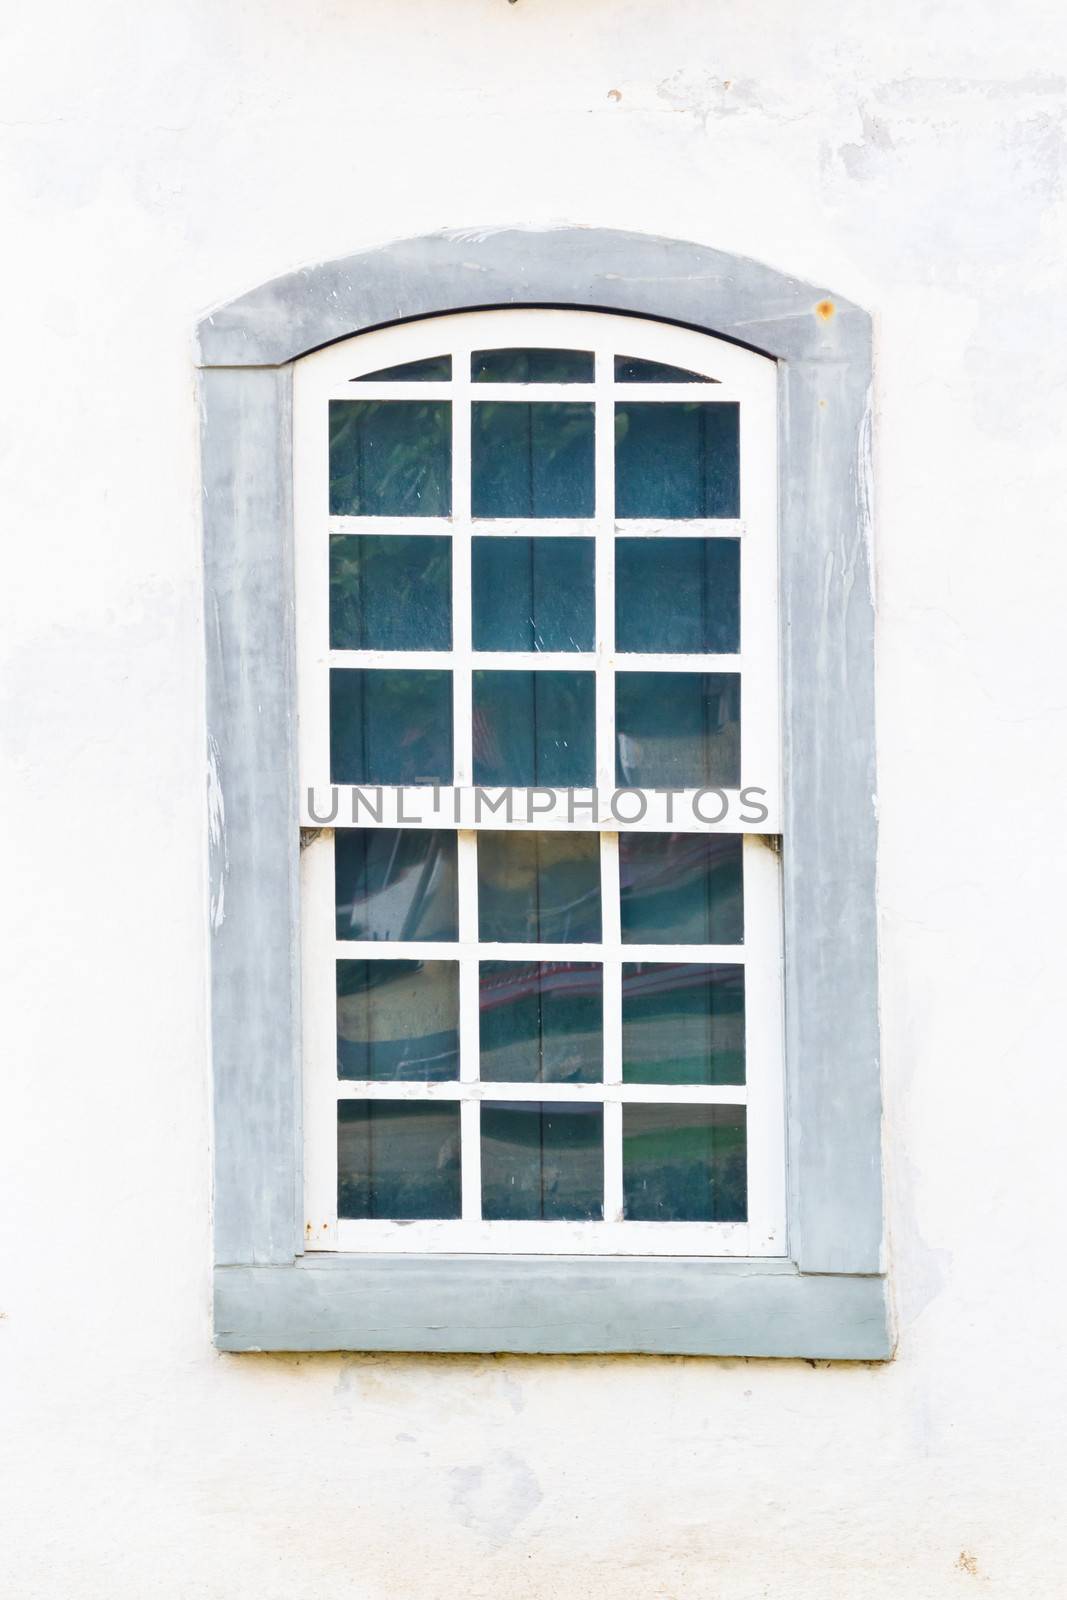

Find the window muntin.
xmin=296 ymin=307 xmax=784 ymax=1258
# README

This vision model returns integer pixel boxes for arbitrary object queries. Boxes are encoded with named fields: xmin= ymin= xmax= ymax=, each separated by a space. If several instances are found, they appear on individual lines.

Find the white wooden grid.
xmin=294 ymin=308 xmax=784 ymax=1259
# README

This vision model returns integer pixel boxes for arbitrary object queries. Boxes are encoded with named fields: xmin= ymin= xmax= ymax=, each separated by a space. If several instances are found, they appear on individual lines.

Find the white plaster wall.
xmin=3 ymin=2 xmax=1066 ymax=1594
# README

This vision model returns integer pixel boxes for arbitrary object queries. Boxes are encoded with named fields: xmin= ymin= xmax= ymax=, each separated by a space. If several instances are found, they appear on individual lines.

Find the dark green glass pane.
xmin=615 ymin=402 xmax=739 ymax=518
xmin=615 ymin=671 xmax=740 ymax=788
xmin=338 ymin=1101 xmax=461 ymax=1219
xmin=472 ymin=536 xmax=594 ymax=652
xmin=473 ymin=349 xmax=593 ymax=383
xmin=472 ymin=402 xmax=595 ymax=518
xmin=481 ymin=1102 xmax=603 ymax=1220
xmin=335 ymin=829 xmax=458 ymax=942
xmin=473 ymin=670 xmax=595 ymax=787
xmin=329 ymin=400 xmax=451 ymax=517
xmin=329 ymin=535 xmax=451 ymax=651
xmin=614 ymin=356 xmax=713 ymax=383
xmin=623 ymin=1104 xmax=746 ymax=1221
xmin=479 ymin=961 xmax=602 ymax=1083
xmin=478 ymin=832 xmax=602 ymax=944
xmin=330 ymin=668 xmax=452 ymax=785
xmin=615 ymin=538 xmax=739 ymax=653
xmin=352 ymin=356 xmax=451 ymax=381
xmin=337 ymin=960 xmax=459 ymax=1080
xmin=619 ymin=833 xmax=743 ymax=945
xmin=622 ymin=963 xmax=744 ymax=1084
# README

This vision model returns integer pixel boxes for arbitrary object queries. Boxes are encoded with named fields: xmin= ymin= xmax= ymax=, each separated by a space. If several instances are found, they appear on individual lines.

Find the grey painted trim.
xmin=215 ymin=1258 xmax=891 ymax=1359
xmin=195 ymin=227 xmax=866 ymax=370
xmin=200 ymin=227 xmax=885 ymax=1351
xmin=202 ymin=366 xmax=301 ymax=1265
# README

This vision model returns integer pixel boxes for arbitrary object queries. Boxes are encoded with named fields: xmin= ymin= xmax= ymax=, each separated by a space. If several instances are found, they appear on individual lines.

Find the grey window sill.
xmin=215 ymin=1257 xmax=891 ymax=1359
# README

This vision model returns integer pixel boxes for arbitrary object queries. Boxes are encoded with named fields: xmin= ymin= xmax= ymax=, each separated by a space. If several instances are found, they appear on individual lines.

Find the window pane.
xmin=473 ymin=670 xmax=595 ymax=787
xmin=615 ymin=538 xmax=739 ymax=654
xmin=623 ymin=1104 xmax=746 ymax=1222
xmin=622 ymin=963 xmax=744 ymax=1084
xmin=329 ymin=400 xmax=451 ymax=517
xmin=614 ymin=356 xmax=713 ymax=383
xmin=479 ymin=961 xmax=602 ymax=1083
xmin=615 ymin=401 xmax=739 ymax=518
xmin=481 ymin=1102 xmax=603 ymax=1220
xmin=615 ymin=671 xmax=740 ymax=788
xmin=329 ymin=534 xmax=451 ymax=650
xmin=352 ymin=356 xmax=451 ymax=382
xmin=619 ymin=833 xmax=743 ymax=945
xmin=473 ymin=349 xmax=593 ymax=383
xmin=478 ymin=832 xmax=602 ymax=944
xmin=472 ymin=402 xmax=595 ymax=518
xmin=472 ymin=536 xmax=594 ymax=652
xmin=338 ymin=1101 xmax=461 ymax=1219
xmin=330 ymin=668 xmax=452 ymax=785
xmin=337 ymin=959 xmax=459 ymax=1081
xmin=335 ymin=829 xmax=458 ymax=942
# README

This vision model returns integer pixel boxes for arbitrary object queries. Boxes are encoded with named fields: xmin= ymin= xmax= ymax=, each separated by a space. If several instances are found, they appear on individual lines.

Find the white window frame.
xmin=295 ymin=308 xmax=785 ymax=1259
xmin=199 ymin=229 xmax=888 ymax=1358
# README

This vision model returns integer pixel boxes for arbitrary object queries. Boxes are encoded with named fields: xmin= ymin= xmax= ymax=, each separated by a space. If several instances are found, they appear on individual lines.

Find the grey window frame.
xmin=200 ymin=227 xmax=888 ymax=1358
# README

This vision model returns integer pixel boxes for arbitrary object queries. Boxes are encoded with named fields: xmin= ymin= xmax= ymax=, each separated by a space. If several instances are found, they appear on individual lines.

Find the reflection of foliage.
xmin=353 ymin=356 xmax=451 ymax=382
xmin=329 ymin=534 xmax=451 ymax=650
xmin=472 ymin=402 xmax=595 ymax=517
xmin=330 ymin=667 xmax=452 ymax=786
xmin=472 ymin=347 xmax=592 ymax=383
xmin=614 ymin=401 xmax=740 ymax=518
xmin=471 ymin=535 xmax=595 ymax=652
xmin=623 ymin=1108 xmax=747 ymax=1221
xmin=472 ymin=669 xmax=595 ymax=787
xmin=621 ymin=962 xmax=745 ymax=1086
xmin=329 ymin=400 xmax=451 ymax=516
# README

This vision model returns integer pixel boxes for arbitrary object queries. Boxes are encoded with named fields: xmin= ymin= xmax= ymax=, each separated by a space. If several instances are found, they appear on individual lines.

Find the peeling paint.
xmin=207 ymin=733 xmax=228 ymax=930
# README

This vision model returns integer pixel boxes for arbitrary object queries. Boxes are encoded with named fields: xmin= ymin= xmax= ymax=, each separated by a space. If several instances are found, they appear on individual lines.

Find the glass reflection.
xmin=473 ymin=670 xmax=595 ymax=787
xmin=481 ymin=1102 xmax=603 ymax=1220
xmin=338 ymin=1101 xmax=461 ymax=1219
xmin=623 ymin=1104 xmax=746 ymax=1222
xmin=622 ymin=963 xmax=744 ymax=1084
xmin=478 ymin=831 xmax=602 ymax=944
xmin=472 ymin=536 xmax=594 ymax=652
xmin=337 ymin=959 xmax=459 ymax=1080
xmin=480 ymin=961 xmax=602 ymax=1083
xmin=473 ymin=349 xmax=594 ymax=383
xmin=472 ymin=402 xmax=595 ymax=518
xmin=352 ymin=356 xmax=451 ymax=382
xmin=335 ymin=829 xmax=458 ymax=942
xmin=615 ymin=538 xmax=739 ymax=654
xmin=330 ymin=668 xmax=453 ymax=785
xmin=618 ymin=833 xmax=743 ymax=945
xmin=615 ymin=671 xmax=740 ymax=788
xmin=329 ymin=400 xmax=451 ymax=517
xmin=615 ymin=401 xmax=739 ymax=519
xmin=614 ymin=356 xmax=714 ymax=383
xmin=330 ymin=534 xmax=451 ymax=651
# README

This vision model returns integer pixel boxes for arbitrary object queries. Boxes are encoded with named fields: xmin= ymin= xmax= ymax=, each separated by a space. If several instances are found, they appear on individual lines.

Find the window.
xmin=295 ymin=310 xmax=785 ymax=1258
xmin=200 ymin=228 xmax=887 ymax=1357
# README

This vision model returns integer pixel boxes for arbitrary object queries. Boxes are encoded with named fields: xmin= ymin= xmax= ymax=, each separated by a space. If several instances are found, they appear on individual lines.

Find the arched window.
xmin=295 ymin=308 xmax=784 ymax=1258
xmin=201 ymin=230 xmax=886 ymax=1356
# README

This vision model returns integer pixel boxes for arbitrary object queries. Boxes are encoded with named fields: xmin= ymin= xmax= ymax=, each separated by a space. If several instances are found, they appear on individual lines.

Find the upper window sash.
xmin=295 ymin=307 xmax=780 ymax=834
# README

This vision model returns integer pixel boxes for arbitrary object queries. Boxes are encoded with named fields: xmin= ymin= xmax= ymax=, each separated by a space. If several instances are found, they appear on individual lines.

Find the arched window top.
xmin=195 ymin=226 xmax=869 ymax=370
